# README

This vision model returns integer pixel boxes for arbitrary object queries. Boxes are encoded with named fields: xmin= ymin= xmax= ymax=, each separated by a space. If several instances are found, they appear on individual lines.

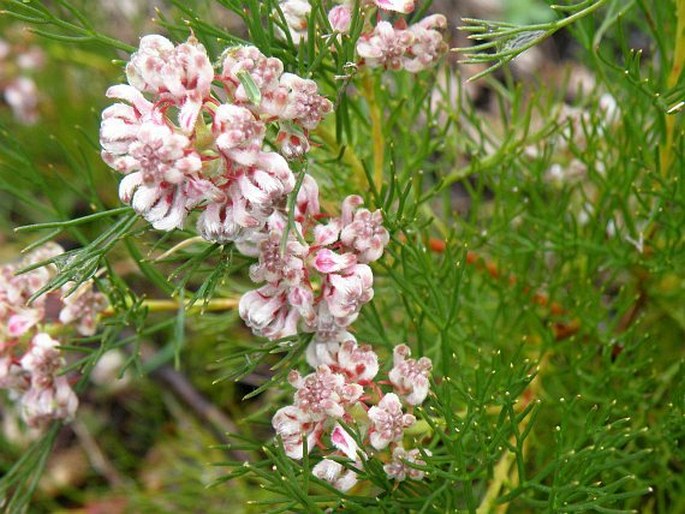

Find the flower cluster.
xmin=0 ymin=244 xmax=107 ymax=428
xmin=239 ymin=192 xmax=389 ymax=350
xmin=277 ymin=0 xmax=448 ymax=73
xmin=0 ymin=33 xmax=44 ymax=123
xmin=101 ymin=34 xmax=436 ymax=492
xmin=100 ymin=36 xmax=332 ymax=234
xmin=273 ymin=342 xmax=432 ymax=489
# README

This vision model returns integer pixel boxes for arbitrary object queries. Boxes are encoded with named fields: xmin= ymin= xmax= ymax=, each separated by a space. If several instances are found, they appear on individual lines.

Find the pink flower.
xmin=289 ymin=365 xmax=362 ymax=420
xmin=356 ymin=21 xmax=414 ymax=71
xmin=278 ymin=73 xmax=333 ymax=130
xmin=294 ymin=174 xmax=320 ymax=221
xmin=331 ymin=423 xmax=361 ymax=460
xmin=367 ymin=392 xmax=415 ymax=450
xmin=313 ymin=249 xmax=357 ymax=274
xmin=126 ymin=35 xmax=213 ymax=132
xmin=58 ymin=281 xmax=108 ymax=337
xmin=7 ymin=310 xmax=42 ymax=337
xmin=388 ymin=344 xmax=432 ymax=405
xmin=313 ymin=218 xmax=342 ymax=247
xmin=304 ymin=302 xmax=357 ymax=346
xmin=4 ymin=77 xmax=39 ymax=124
xmin=374 ymin=0 xmax=415 ymax=13
xmin=239 ymin=284 xmax=300 ymax=340
xmin=112 ymin=119 xmax=202 ymax=183
xmin=119 ymin=173 xmax=208 ymax=231
xmin=100 ymin=85 xmax=158 ymax=173
xmin=20 ymin=375 xmax=78 ymax=428
xmin=312 ymin=459 xmax=358 ymax=492
xmin=404 ymin=15 xmax=448 ymax=73
xmin=233 ymin=151 xmax=296 ymax=225
xmin=125 ymin=34 xmax=176 ymax=93
xmin=272 ymin=405 xmax=319 ymax=459
xmin=277 ymin=0 xmax=312 ymax=45
xmin=249 ymin=230 xmax=308 ymax=285
xmin=328 ymin=5 xmax=352 ymax=33
xmin=221 ymin=45 xmax=284 ymax=106
xmin=196 ymin=199 xmax=247 ymax=244
xmin=213 ymin=104 xmax=265 ymax=166
xmin=0 ymin=356 xmax=26 ymax=391
xmin=276 ymin=126 xmax=311 ymax=160
xmin=339 ymin=197 xmax=389 ymax=263
xmin=337 ymin=340 xmax=379 ymax=384
xmin=384 ymin=446 xmax=430 ymax=481
xmin=323 ymin=263 xmax=374 ymax=322
xmin=20 ymin=333 xmax=64 ymax=389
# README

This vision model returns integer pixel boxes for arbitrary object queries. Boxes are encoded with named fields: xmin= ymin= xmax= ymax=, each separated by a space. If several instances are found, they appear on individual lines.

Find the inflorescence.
xmin=0 ymin=244 xmax=106 ymax=428
xmin=99 ymin=0 xmax=446 ymax=492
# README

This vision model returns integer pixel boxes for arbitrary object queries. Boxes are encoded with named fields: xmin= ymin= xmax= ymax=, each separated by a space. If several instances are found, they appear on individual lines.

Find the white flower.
xmin=277 ymin=0 xmax=312 ymax=45
xmin=213 ymin=104 xmax=265 ymax=166
xmin=20 ymin=375 xmax=78 ymax=429
xmin=312 ymin=458 xmax=358 ymax=492
xmin=367 ymin=392 xmax=415 ymax=450
xmin=357 ymin=21 xmax=414 ymax=71
xmin=289 ymin=365 xmax=363 ymax=420
xmin=125 ymin=35 xmax=213 ymax=132
xmin=337 ymin=340 xmax=379 ymax=384
xmin=4 ymin=77 xmax=39 ymax=124
xmin=323 ymin=263 xmax=374 ymax=323
xmin=384 ymin=446 xmax=430 ymax=481
xmin=373 ymin=0 xmax=416 ymax=14
xmin=239 ymin=284 xmax=300 ymax=340
xmin=388 ymin=344 xmax=432 ymax=405
xmin=221 ymin=45 xmax=284 ymax=107
xmin=404 ymin=15 xmax=448 ymax=73
xmin=58 ymin=281 xmax=108 ymax=336
xmin=339 ymin=196 xmax=389 ymax=263
xmin=272 ymin=405 xmax=319 ymax=459
xmin=278 ymin=73 xmax=333 ymax=130
xmin=119 ymin=173 xmax=209 ymax=231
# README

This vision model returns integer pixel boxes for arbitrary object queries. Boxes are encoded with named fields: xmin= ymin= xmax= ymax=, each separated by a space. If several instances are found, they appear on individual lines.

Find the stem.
xmin=102 ymin=297 xmax=238 ymax=316
xmin=659 ymin=0 xmax=685 ymax=177
xmin=362 ymin=73 xmax=385 ymax=191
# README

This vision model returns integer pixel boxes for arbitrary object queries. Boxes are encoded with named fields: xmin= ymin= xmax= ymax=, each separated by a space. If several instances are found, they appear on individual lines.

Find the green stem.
xmin=102 ymin=297 xmax=238 ymax=316
xmin=659 ymin=0 xmax=685 ymax=177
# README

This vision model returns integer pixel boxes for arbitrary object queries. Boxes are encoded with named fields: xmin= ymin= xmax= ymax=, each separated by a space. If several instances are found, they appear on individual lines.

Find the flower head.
xmin=357 ymin=21 xmax=414 ymax=71
xmin=388 ymin=344 xmax=432 ymax=405
xmin=367 ymin=392 xmax=416 ymax=450
xmin=404 ymin=15 xmax=448 ymax=73
xmin=278 ymin=73 xmax=333 ymax=130
xmin=384 ymin=446 xmax=430 ymax=481
xmin=339 ymin=196 xmax=390 ymax=263
xmin=289 ymin=365 xmax=363 ymax=420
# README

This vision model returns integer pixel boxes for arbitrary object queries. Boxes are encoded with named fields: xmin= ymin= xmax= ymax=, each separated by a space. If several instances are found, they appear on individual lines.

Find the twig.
xmin=71 ymin=418 xmax=125 ymax=487
xmin=149 ymin=358 xmax=250 ymax=462
xmin=101 ymin=297 xmax=239 ymax=317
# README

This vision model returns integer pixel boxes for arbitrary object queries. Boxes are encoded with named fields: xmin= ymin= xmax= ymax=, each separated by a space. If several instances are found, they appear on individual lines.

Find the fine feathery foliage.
xmin=0 ymin=0 xmax=683 ymax=512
